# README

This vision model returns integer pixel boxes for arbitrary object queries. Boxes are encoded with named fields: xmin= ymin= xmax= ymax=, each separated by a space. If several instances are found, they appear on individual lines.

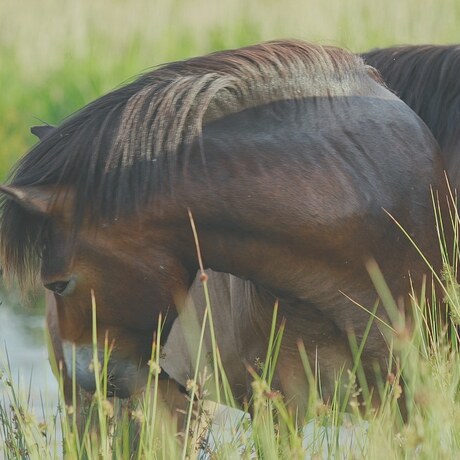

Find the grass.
xmin=2 ymin=195 xmax=460 ymax=459
xmin=1 ymin=259 xmax=460 ymax=458
xmin=2 ymin=0 xmax=460 ymax=457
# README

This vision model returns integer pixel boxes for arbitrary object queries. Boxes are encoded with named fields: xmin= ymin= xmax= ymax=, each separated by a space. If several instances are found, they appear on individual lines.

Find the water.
xmin=0 ymin=301 xmax=59 ymax=415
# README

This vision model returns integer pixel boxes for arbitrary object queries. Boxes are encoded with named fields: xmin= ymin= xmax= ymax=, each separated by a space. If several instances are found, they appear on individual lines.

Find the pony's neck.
xmin=143 ymin=94 xmax=439 ymax=309
xmin=150 ymin=97 xmax=383 ymax=297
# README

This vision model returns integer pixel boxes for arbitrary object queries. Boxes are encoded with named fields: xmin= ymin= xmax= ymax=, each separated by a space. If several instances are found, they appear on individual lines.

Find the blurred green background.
xmin=1 ymin=0 xmax=459 ymax=181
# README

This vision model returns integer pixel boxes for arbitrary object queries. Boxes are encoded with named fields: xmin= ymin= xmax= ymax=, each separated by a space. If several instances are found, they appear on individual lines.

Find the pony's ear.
xmin=0 ymin=185 xmax=56 ymax=215
xmin=31 ymin=125 xmax=55 ymax=140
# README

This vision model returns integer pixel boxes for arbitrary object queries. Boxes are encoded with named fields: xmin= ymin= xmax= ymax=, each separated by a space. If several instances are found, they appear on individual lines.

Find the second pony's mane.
xmin=362 ymin=44 xmax=460 ymax=155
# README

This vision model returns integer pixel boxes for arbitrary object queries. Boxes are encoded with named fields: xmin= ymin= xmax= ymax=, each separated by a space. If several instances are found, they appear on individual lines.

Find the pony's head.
xmin=0 ymin=180 xmax=192 ymax=396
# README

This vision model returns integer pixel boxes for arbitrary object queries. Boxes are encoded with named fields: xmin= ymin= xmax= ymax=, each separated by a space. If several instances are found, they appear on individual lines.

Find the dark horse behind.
xmin=0 ymin=40 xmax=450 ymax=419
xmin=362 ymin=44 xmax=460 ymax=190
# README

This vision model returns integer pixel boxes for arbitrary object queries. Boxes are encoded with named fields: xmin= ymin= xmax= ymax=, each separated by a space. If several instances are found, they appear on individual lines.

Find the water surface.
xmin=0 ymin=298 xmax=58 ymax=415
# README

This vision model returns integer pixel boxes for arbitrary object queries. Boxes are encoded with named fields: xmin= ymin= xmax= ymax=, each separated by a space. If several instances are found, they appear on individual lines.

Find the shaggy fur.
xmin=1 ymin=40 xmax=379 ymax=287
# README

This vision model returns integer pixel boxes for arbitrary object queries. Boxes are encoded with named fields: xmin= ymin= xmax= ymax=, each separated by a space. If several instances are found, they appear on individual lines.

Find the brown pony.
xmin=362 ymin=45 xmax=460 ymax=189
xmin=0 ymin=40 xmax=448 ymax=417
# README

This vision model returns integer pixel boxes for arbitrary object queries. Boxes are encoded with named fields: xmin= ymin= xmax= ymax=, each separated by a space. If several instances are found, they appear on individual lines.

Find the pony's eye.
xmin=44 ymin=277 xmax=76 ymax=296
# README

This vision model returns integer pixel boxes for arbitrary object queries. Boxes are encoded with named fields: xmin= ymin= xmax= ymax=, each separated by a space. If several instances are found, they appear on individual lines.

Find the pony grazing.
xmin=362 ymin=45 xmax=460 ymax=190
xmin=0 ymin=40 xmax=448 ymax=413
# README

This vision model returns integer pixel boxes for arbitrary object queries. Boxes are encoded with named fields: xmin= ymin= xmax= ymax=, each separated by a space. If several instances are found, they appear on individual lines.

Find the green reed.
xmin=1 ymin=191 xmax=460 ymax=458
xmin=2 ymin=205 xmax=460 ymax=458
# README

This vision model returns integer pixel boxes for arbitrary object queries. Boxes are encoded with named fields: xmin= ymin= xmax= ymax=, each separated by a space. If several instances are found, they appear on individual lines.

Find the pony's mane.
xmin=1 ymin=40 xmax=376 ymax=287
xmin=362 ymin=44 xmax=460 ymax=153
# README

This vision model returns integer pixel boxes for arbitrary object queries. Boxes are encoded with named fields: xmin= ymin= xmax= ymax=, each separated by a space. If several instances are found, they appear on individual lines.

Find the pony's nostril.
xmin=45 ymin=280 xmax=70 ymax=296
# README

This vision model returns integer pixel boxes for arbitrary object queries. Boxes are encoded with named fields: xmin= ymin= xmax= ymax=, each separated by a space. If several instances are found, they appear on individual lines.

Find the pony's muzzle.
xmin=62 ymin=341 xmax=149 ymax=398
